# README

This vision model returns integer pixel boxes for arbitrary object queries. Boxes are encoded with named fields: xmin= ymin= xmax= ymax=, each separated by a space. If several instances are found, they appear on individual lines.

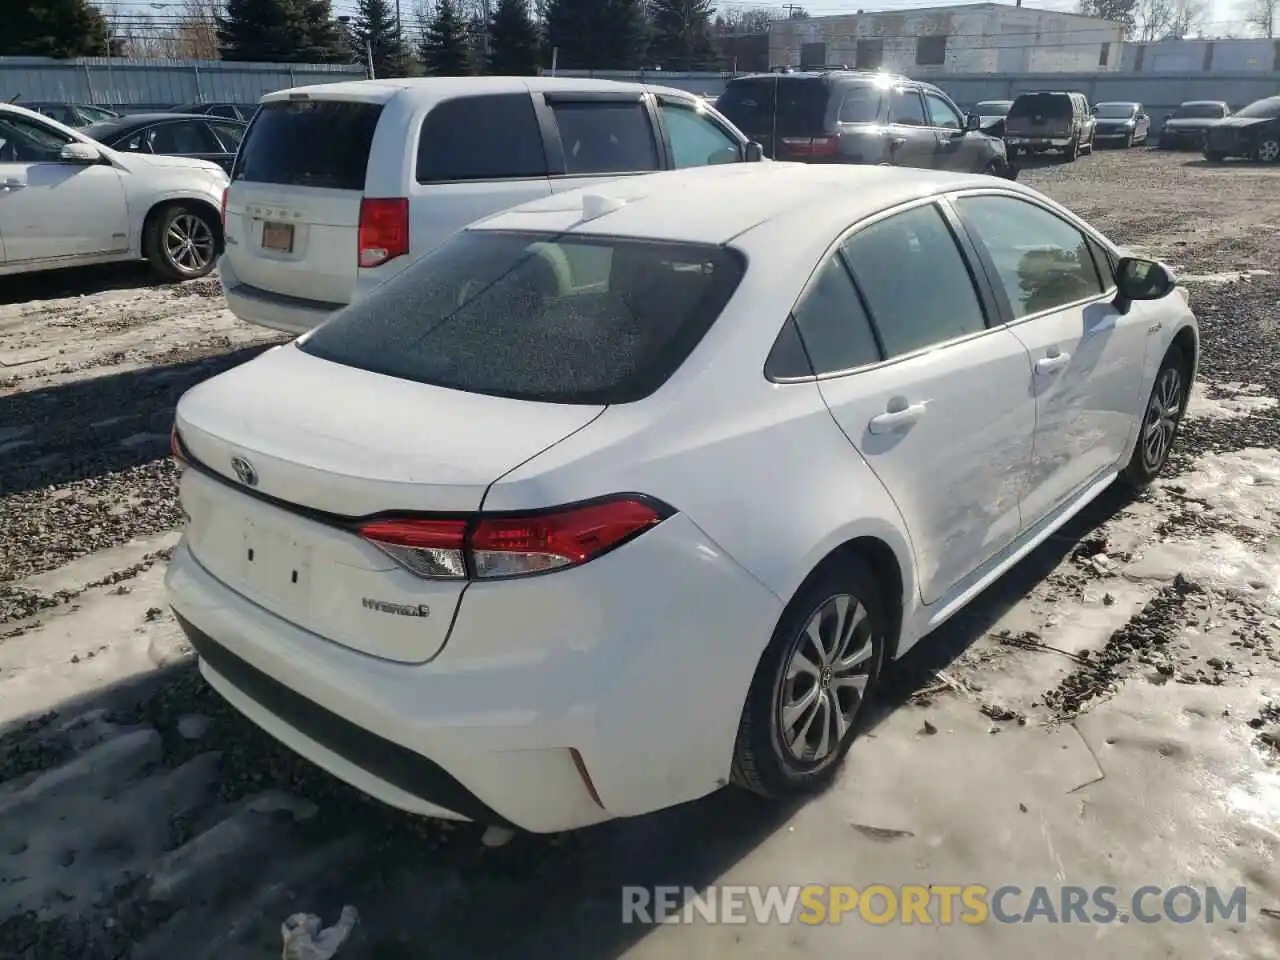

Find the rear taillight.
xmin=357 ymin=496 xmax=670 ymax=580
xmin=358 ymin=197 xmax=409 ymax=269
xmin=220 ymin=187 xmax=228 ymax=226
xmin=780 ymin=136 xmax=838 ymax=158
xmin=170 ymin=424 xmax=188 ymax=467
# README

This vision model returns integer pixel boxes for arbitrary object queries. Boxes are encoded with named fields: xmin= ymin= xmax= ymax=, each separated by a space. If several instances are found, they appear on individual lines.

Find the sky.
xmin=101 ymin=0 xmax=1254 ymax=43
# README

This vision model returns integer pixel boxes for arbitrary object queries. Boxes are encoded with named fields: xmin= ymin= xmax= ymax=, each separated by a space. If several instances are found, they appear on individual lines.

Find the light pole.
xmin=336 ymin=15 xmax=375 ymax=79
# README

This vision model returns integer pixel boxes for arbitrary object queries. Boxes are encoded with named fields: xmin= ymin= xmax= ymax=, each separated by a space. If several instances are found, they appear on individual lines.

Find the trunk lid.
xmin=174 ymin=344 xmax=604 ymax=663
xmin=223 ymin=98 xmax=385 ymax=306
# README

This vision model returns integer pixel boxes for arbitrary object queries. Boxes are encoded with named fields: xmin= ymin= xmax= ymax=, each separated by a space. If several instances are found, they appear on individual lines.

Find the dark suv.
xmin=1004 ymin=91 xmax=1096 ymax=161
xmin=715 ymin=71 xmax=1014 ymax=177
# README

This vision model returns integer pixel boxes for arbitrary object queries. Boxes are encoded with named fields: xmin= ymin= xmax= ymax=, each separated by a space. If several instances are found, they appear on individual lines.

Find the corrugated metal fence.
xmin=551 ymin=69 xmax=1280 ymax=125
xmin=0 ymin=57 xmax=365 ymax=111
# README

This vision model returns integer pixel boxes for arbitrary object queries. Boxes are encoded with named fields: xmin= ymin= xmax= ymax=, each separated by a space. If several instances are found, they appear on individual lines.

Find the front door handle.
xmin=868 ymin=401 xmax=927 ymax=435
xmin=1035 ymin=352 xmax=1071 ymax=374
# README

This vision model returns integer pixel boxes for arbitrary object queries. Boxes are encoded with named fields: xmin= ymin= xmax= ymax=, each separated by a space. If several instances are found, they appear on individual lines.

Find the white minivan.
xmin=220 ymin=76 xmax=762 ymax=334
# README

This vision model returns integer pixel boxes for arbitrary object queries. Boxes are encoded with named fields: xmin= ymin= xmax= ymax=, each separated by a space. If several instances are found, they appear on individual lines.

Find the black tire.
xmin=144 ymin=203 xmax=219 ymax=282
xmin=731 ymin=558 xmax=889 ymax=799
xmin=1121 ymin=346 xmax=1189 ymax=487
xmin=1254 ymin=136 xmax=1280 ymax=163
xmin=982 ymin=159 xmax=1002 ymax=176
xmin=1204 ymin=150 xmax=1225 ymax=162
xmin=1062 ymin=137 xmax=1079 ymax=161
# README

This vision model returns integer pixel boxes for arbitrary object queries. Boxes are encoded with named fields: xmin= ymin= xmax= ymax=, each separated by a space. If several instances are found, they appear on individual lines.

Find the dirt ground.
xmin=1 ymin=148 xmax=1279 ymax=960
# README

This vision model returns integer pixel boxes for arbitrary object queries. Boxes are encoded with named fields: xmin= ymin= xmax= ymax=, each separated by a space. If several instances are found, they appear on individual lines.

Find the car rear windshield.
xmin=231 ymin=100 xmax=382 ymax=190
xmin=298 ymin=230 xmax=747 ymax=405
xmin=1172 ymin=103 xmax=1225 ymax=119
xmin=1235 ymin=97 xmax=1280 ymax=119
xmin=716 ymin=78 xmax=830 ymax=135
xmin=976 ymin=101 xmax=1012 ymax=115
xmin=1093 ymin=103 xmax=1135 ymax=118
xmin=1009 ymin=93 xmax=1071 ymax=118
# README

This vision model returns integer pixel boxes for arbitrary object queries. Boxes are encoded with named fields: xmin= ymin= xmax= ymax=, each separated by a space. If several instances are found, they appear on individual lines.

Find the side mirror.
xmin=1114 ymin=256 xmax=1176 ymax=314
xmin=745 ymin=140 xmax=765 ymax=162
xmin=965 ymin=113 xmax=981 ymax=132
xmin=59 ymin=142 xmax=102 ymax=163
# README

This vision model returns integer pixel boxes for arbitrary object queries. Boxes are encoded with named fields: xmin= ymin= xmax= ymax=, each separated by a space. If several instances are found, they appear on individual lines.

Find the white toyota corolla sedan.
xmin=166 ymin=162 xmax=1197 ymax=835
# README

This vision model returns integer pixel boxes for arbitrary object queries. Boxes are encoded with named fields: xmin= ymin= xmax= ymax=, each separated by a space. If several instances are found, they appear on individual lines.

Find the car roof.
xmin=729 ymin=70 xmax=912 ymax=84
xmin=471 ymin=162 xmax=1020 ymax=246
xmin=1180 ymin=100 xmax=1227 ymax=106
xmin=262 ymin=75 xmax=703 ymax=105
xmin=92 ymin=112 xmax=231 ymax=128
xmin=1095 ymin=101 xmax=1137 ymax=106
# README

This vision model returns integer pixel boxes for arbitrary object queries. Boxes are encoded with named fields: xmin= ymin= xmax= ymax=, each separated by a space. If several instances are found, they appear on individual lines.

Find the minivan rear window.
xmin=1009 ymin=93 xmax=1072 ymax=117
xmin=717 ymin=78 xmax=830 ymax=136
xmin=299 ymin=230 xmax=746 ymax=405
xmin=231 ymin=100 xmax=382 ymax=190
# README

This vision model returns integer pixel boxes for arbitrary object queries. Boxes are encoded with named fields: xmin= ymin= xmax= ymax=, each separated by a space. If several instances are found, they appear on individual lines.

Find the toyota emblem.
xmin=230 ymin=456 xmax=258 ymax=487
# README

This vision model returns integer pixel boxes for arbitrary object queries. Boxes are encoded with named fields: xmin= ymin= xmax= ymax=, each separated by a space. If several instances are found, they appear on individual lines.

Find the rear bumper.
xmin=1094 ymin=128 xmax=1135 ymax=139
xmin=220 ymin=258 xmax=343 ymax=335
xmin=1159 ymin=129 xmax=1205 ymax=147
xmin=165 ymin=512 xmax=781 ymax=832
xmin=1006 ymin=135 xmax=1070 ymax=148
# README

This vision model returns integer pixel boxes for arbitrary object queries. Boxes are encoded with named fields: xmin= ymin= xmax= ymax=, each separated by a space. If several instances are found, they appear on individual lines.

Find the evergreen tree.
xmin=488 ymin=0 xmax=539 ymax=75
xmin=419 ymin=0 xmax=471 ymax=75
xmin=4 ymin=0 xmax=109 ymax=58
xmin=545 ymin=0 xmax=646 ymax=70
xmin=349 ymin=0 xmax=411 ymax=76
xmin=219 ymin=0 xmax=348 ymax=63
xmin=648 ymin=0 xmax=717 ymax=70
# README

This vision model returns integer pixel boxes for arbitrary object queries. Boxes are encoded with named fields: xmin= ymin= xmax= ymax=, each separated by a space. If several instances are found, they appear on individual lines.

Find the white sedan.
xmin=165 ymin=162 xmax=1197 ymax=834
xmin=0 ymin=104 xmax=228 ymax=281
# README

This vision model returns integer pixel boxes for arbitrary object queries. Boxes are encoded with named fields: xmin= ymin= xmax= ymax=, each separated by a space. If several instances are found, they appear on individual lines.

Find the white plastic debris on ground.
xmin=281 ymin=906 xmax=359 ymax=960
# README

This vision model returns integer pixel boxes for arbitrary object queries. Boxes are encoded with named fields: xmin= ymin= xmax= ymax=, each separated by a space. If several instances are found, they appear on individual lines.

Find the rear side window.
xmin=837 ymin=86 xmax=883 ymax=123
xmin=299 ymin=231 xmax=746 ymax=404
xmin=1010 ymin=94 xmax=1071 ymax=118
xmin=787 ymin=255 xmax=881 ymax=375
xmin=550 ymin=101 xmax=658 ymax=174
xmin=417 ymin=94 xmax=548 ymax=182
xmin=890 ymin=89 xmax=926 ymax=126
xmin=842 ymin=204 xmax=987 ymax=358
xmin=232 ymin=100 xmax=382 ymax=190
xmin=717 ymin=78 xmax=829 ymax=136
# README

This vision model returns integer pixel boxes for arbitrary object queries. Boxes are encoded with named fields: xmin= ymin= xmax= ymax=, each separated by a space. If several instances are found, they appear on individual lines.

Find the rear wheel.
xmin=1063 ymin=137 xmax=1079 ymax=161
xmin=1255 ymin=136 xmax=1280 ymax=163
xmin=1121 ymin=347 xmax=1188 ymax=487
xmin=1204 ymin=150 xmax=1226 ymax=161
xmin=732 ymin=559 xmax=888 ymax=799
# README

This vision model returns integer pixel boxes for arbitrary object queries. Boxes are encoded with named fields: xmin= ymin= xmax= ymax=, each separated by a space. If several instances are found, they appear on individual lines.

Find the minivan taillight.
xmin=358 ymin=197 xmax=409 ymax=269
xmin=357 ymin=496 xmax=671 ymax=580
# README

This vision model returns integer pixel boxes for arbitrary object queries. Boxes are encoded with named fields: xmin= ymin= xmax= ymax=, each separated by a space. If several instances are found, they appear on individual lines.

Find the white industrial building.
xmin=769 ymin=3 xmax=1127 ymax=74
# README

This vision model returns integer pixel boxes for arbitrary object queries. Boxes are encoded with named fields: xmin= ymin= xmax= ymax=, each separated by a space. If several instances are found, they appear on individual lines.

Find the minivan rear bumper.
xmin=221 ymin=257 xmax=342 ymax=334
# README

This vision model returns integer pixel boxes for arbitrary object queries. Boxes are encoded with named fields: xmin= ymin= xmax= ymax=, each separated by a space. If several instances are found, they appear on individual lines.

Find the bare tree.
xmin=1133 ymin=0 xmax=1175 ymax=40
xmin=1240 ymin=0 xmax=1277 ymax=35
xmin=1166 ymin=0 xmax=1206 ymax=36
xmin=713 ymin=6 xmax=779 ymax=32
xmin=174 ymin=0 xmax=221 ymax=58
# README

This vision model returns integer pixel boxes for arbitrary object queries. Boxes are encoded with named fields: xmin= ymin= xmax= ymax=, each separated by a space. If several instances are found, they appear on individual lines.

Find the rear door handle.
xmin=868 ymin=401 xmax=928 ymax=435
xmin=889 ymin=136 xmax=907 ymax=148
xmin=1035 ymin=352 xmax=1071 ymax=374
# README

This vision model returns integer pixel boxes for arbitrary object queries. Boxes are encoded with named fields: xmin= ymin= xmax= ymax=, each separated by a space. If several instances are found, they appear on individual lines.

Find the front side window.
xmin=550 ymin=101 xmax=659 ymax=175
xmin=418 ymin=94 xmax=547 ymax=182
xmin=300 ymin=230 xmax=745 ymax=405
xmin=0 ymin=114 xmax=73 ymax=162
xmin=661 ymin=102 xmax=741 ymax=168
xmin=890 ymin=89 xmax=926 ymax=127
xmin=786 ymin=255 xmax=882 ymax=376
xmin=841 ymin=204 xmax=987 ymax=358
xmin=955 ymin=194 xmax=1104 ymax=319
xmin=924 ymin=92 xmax=963 ymax=130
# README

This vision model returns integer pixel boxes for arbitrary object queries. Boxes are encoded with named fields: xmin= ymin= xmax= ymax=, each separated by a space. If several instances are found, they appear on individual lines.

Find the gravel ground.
xmin=1 ymin=149 xmax=1279 ymax=960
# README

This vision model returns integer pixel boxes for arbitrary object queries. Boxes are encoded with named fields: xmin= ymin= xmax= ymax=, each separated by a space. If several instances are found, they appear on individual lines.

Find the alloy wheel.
xmin=1142 ymin=366 xmax=1183 ymax=472
xmin=778 ymin=594 xmax=876 ymax=764
xmin=164 ymin=213 xmax=215 ymax=274
xmin=1258 ymin=139 xmax=1280 ymax=163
